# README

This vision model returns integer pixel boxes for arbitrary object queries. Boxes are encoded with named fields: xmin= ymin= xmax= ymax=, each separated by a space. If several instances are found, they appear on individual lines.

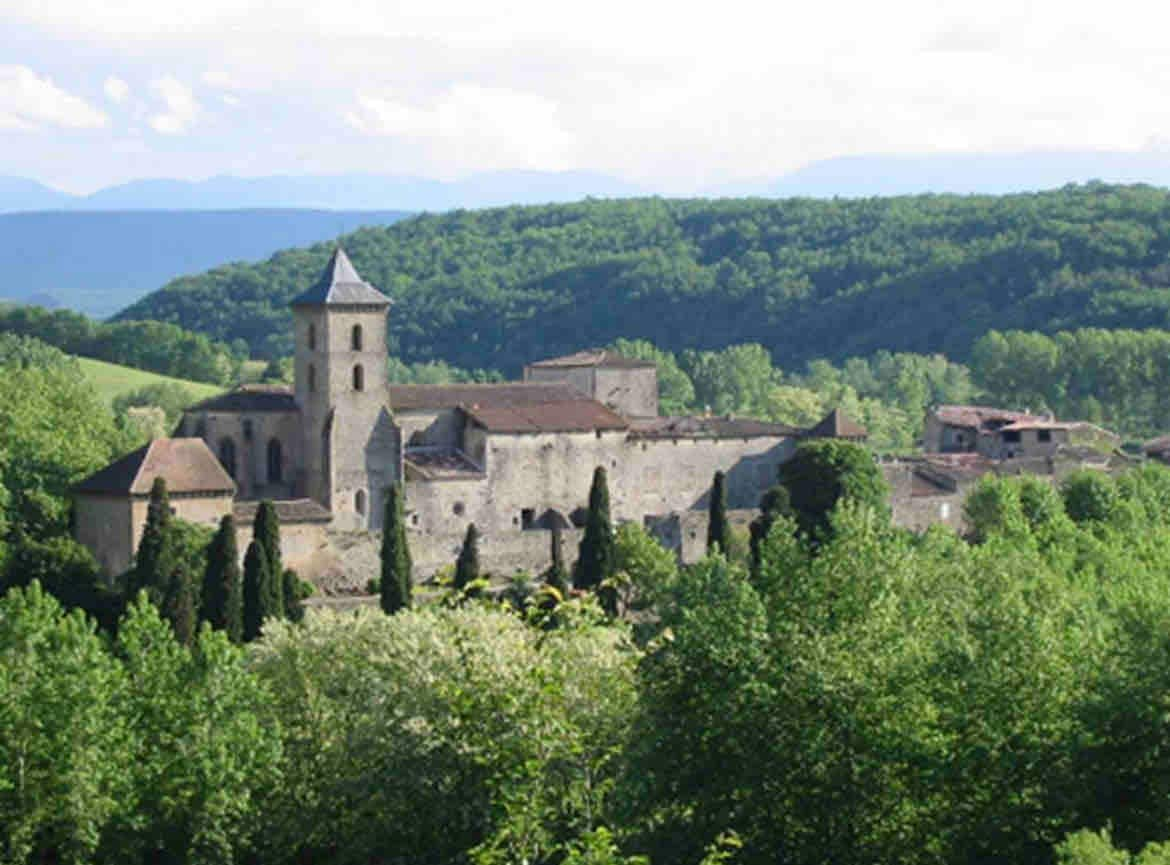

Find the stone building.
xmin=73 ymin=438 xmax=236 ymax=575
xmin=925 ymin=405 xmax=1119 ymax=460
xmin=76 ymin=248 xmax=864 ymax=587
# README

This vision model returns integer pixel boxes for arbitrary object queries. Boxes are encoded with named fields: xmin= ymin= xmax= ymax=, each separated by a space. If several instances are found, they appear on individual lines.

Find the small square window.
xmin=1038 ymin=430 xmax=1052 ymax=443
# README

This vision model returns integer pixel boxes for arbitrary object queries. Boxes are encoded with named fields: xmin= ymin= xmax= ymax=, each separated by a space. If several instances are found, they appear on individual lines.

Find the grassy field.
xmin=77 ymin=356 xmax=224 ymax=404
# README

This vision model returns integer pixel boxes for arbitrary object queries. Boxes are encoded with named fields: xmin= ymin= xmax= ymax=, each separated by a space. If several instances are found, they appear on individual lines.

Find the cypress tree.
xmin=282 ymin=567 xmax=305 ymax=623
xmin=134 ymin=477 xmax=173 ymax=597
xmin=253 ymin=500 xmax=284 ymax=615
xmin=162 ymin=560 xmax=197 ymax=647
xmin=574 ymin=466 xmax=615 ymax=590
xmin=242 ymin=539 xmax=270 ymax=642
xmin=707 ymin=470 xmax=730 ymax=554
xmin=750 ymin=485 xmax=793 ymax=577
xmin=544 ymin=522 xmax=569 ymax=594
xmin=380 ymin=482 xmax=412 ymax=614
xmin=454 ymin=524 xmax=481 ymax=591
xmin=202 ymin=514 xmax=243 ymax=642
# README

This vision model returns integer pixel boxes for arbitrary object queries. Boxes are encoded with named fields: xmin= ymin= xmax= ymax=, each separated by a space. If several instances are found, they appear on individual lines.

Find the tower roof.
xmin=807 ymin=408 xmax=868 ymax=440
xmin=290 ymin=247 xmax=391 ymax=308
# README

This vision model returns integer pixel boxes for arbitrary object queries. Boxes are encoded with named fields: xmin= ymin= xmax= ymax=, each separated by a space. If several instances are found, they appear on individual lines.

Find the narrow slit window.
xmin=355 ymin=489 xmax=367 ymax=515
xmin=353 ymin=364 xmax=364 ymax=391
xmin=351 ymin=324 xmax=363 ymax=351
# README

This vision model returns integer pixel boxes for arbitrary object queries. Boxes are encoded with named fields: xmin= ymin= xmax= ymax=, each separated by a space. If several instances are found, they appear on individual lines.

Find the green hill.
xmin=77 ymin=356 xmax=223 ymax=404
xmin=116 ymin=184 xmax=1170 ymax=373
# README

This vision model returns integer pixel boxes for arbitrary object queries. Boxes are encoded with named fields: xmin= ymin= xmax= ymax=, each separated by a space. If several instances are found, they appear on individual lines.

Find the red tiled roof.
xmin=187 ymin=385 xmax=297 ymax=413
xmin=628 ymin=415 xmax=800 ymax=440
xmin=527 ymin=349 xmax=655 ymax=370
xmin=73 ymin=438 xmax=236 ymax=496
xmin=465 ymin=399 xmax=628 ymax=434
xmin=390 ymin=382 xmax=581 ymax=412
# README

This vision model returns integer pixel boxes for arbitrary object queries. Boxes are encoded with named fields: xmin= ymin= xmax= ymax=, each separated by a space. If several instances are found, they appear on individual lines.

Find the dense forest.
xmin=118 ymin=184 xmax=1170 ymax=372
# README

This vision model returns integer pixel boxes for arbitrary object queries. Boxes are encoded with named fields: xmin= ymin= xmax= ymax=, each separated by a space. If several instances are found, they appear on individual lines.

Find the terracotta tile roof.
xmin=290 ymin=247 xmax=391 ymax=307
xmin=805 ymin=408 xmax=869 ymax=439
xmin=998 ymin=420 xmax=1074 ymax=432
xmin=390 ymin=382 xmax=581 ymax=412
xmin=232 ymin=498 xmax=332 ymax=524
xmin=934 ymin=405 xmax=1045 ymax=429
xmin=527 ymin=349 xmax=655 ymax=370
xmin=187 ymin=385 xmax=298 ymax=413
xmin=73 ymin=438 xmax=236 ymax=496
xmin=465 ymin=399 xmax=629 ymax=434
xmin=628 ymin=415 xmax=800 ymax=440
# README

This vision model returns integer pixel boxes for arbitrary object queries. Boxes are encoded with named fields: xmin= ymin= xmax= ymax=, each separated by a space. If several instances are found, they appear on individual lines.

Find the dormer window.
xmin=353 ymin=364 xmax=364 ymax=391
xmin=351 ymin=324 xmax=363 ymax=351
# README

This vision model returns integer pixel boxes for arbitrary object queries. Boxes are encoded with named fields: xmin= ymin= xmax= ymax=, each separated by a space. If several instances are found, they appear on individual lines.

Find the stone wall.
xmin=181 ymin=409 xmax=302 ymax=500
xmin=234 ymin=518 xmax=333 ymax=584
xmin=524 ymin=364 xmax=659 ymax=419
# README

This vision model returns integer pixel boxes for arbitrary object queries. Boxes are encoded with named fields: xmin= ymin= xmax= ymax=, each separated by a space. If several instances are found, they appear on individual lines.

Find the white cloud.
xmin=148 ymin=76 xmax=200 ymax=134
xmin=103 ymin=76 xmax=129 ymax=104
xmin=345 ymin=83 xmax=575 ymax=173
xmin=0 ymin=65 xmax=108 ymax=131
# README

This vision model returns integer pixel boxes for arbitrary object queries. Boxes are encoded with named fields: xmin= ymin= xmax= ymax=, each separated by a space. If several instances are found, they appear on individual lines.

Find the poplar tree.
xmin=454 ymin=524 xmax=481 ymax=591
xmin=707 ymin=470 xmax=730 ymax=554
xmin=574 ymin=466 xmax=615 ymax=590
xmin=242 ymin=539 xmax=271 ymax=642
xmin=380 ymin=482 xmax=412 ymax=614
xmin=202 ymin=514 xmax=243 ymax=642
xmin=253 ymin=500 xmax=284 ymax=614
xmin=134 ymin=477 xmax=173 ymax=598
xmin=544 ymin=522 xmax=569 ymax=594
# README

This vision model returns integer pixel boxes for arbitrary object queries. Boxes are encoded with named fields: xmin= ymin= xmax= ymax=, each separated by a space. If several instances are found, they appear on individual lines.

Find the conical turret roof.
xmin=290 ymin=247 xmax=391 ymax=307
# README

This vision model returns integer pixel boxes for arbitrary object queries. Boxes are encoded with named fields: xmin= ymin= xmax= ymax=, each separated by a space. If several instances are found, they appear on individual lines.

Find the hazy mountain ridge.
xmin=0 ymin=171 xmax=645 ymax=213
xmin=0 ymin=210 xmax=408 ymax=318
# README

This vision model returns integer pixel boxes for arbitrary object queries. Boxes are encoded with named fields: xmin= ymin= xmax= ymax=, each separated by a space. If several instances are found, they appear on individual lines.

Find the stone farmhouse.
xmin=73 ymin=248 xmax=865 ymax=588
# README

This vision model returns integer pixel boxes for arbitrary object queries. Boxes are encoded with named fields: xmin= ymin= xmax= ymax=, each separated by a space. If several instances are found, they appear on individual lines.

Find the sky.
xmin=3 ymin=0 xmax=1170 ymax=194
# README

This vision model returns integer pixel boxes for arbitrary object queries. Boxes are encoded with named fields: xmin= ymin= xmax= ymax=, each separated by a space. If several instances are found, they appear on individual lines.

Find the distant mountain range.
xmin=0 ymin=210 xmax=408 ymax=318
xmin=0 ymin=171 xmax=645 ymax=213
xmin=10 ymin=153 xmax=1170 ymax=215
xmin=711 ymin=151 xmax=1170 ymax=198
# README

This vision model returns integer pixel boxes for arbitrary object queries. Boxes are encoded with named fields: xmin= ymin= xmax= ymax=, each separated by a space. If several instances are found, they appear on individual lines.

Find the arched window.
xmin=267 ymin=438 xmax=283 ymax=483
xmin=351 ymin=323 xmax=363 ymax=351
xmin=353 ymin=364 xmax=364 ymax=392
xmin=355 ymin=489 xmax=366 ymax=516
xmin=308 ymin=363 xmax=316 ymax=393
xmin=218 ymin=437 xmax=237 ymax=480
xmin=308 ymin=323 xmax=316 ymax=351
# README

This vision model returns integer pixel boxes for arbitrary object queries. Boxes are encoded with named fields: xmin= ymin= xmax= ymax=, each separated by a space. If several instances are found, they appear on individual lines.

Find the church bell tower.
xmin=290 ymin=247 xmax=399 ymax=529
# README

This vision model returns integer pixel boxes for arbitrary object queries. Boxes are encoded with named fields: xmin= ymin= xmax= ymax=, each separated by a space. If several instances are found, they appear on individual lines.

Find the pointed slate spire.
xmin=290 ymin=247 xmax=391 ymax=307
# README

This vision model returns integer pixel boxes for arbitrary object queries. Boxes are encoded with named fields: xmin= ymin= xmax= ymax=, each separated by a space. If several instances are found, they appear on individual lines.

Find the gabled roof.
xmin=465 ymin=399 xmax=629 ymax=434
xmin=187 ymin=385 xmax=298 ymax=414
xmin=290 ymin=247 xmax=391 ymax=308
xmin=806 ymin=408 xmax=868 ymax=440
xmin=73 ymin=438 xmax=236 ymax=496
xmin=527 ymin=349 xmax=655 ymax=370
xmin=390 ymin=382 xmax=581 ymax=412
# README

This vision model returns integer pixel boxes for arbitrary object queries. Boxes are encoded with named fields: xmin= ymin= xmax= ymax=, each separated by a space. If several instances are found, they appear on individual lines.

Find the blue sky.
xmin=3 ymin=0 xmax=1170 ymax=194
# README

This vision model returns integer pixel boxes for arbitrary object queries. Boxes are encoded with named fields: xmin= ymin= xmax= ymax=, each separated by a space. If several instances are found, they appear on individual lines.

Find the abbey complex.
xmin=70 ymin=249 xmax=1121 ymax=590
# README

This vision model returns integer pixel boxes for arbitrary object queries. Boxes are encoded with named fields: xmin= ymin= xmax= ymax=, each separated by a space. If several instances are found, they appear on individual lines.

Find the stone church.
xmin=74 ymin=248 xmax=862 ymax=586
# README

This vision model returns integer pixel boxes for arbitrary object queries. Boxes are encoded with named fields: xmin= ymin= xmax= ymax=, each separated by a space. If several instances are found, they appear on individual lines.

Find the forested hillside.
xmin=118 ymin=184 xmax=1170 ymax=370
